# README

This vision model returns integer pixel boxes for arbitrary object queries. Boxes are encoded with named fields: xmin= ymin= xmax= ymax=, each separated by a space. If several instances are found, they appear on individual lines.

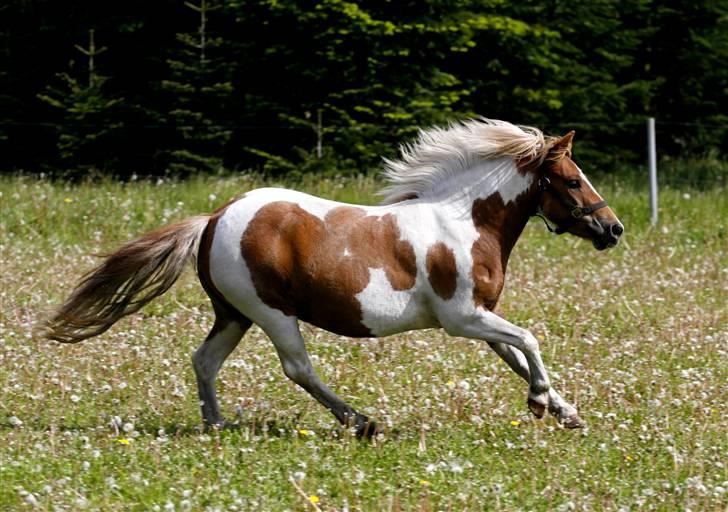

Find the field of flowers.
xmin=1 ymin=174 xmax=726 ymax=511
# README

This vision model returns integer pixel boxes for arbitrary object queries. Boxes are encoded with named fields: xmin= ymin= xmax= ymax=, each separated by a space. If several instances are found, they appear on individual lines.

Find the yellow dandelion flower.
xmin=308 ymin=495 xmax=320 ymax=504
xmin=64 ymin=197 xmax=73 ymax=203
xmin=510 ymin=420 xmax=521 ymax=427
xmin=298 ymin=429 xmax=310 ymax=436
xmin=117 ymin=438 xmax=130 ymax=445
xmin=419 ymin=479 xmax=431 ymax=486
xmin=446 ymin=380 xmax=455 ymax=387
xmin=625 ymin=454 xmax=633 ymax=462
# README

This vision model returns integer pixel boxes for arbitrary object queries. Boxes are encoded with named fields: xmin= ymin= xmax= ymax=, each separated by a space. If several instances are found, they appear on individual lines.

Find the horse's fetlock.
xmin=530 ymin=380 xmax=550 ymax=396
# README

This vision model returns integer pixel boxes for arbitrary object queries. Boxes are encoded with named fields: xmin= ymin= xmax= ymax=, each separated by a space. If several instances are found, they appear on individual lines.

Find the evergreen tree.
xmin=2 ymin=0 xmax=725 ymax=175
xmin=37 ymin=30 xmax=124 ymax=173
xmin=160 ymin=0 xmax=233 ymax=174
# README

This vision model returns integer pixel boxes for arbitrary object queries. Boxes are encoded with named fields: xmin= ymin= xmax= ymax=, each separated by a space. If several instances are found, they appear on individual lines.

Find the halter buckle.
xmin=571 ymin=207 xmax=584 ymax=219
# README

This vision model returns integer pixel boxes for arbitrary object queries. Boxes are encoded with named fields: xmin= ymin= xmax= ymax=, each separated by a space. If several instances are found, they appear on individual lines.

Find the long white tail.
xmin=43 ymin=216 xmax=210 ymax=343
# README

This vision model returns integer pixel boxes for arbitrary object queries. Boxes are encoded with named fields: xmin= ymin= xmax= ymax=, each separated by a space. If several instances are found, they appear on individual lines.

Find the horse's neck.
xmin=422 ymin=159 xmax=537 ymax=310
xmin=429 ymin=158 xmax=537 ymax=265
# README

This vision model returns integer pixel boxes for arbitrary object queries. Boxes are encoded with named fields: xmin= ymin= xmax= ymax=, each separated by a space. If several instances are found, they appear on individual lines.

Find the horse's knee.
xmin=192 ymin=346 xmax=217 ymax=381
xmin=282 ymin=360 xmax=313 ymax=385
xmin=518 ymin=331 xmax=540 ymax=354
xmin=191 ymin=348 xmax=204 ymax=372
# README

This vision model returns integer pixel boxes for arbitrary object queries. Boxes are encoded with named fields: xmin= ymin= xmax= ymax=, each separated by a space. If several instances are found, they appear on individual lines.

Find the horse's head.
xmin=536 ymin=131 xmax=623 ymax=250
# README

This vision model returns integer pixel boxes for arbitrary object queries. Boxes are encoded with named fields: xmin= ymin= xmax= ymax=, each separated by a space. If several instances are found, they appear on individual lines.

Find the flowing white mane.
xmin=379 ymin=118 xmax=553 ymax=204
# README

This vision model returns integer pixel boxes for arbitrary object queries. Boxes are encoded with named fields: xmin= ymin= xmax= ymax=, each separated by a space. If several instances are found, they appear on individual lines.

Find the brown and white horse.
xmin=44 ymin=119 xmax=623 ymax=437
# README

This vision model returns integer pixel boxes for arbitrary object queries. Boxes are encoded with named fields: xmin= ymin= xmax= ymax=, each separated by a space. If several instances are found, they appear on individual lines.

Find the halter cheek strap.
xmin=534 ymin=176 xmax=608 ymax=235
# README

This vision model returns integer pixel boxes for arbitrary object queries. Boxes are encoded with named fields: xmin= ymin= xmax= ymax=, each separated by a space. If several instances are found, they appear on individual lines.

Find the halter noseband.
xmin=534 ymin=176 xmax=609 ymax=235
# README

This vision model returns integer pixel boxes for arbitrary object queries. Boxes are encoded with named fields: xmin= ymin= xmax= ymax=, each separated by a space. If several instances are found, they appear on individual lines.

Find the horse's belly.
xmin=353 ymin=268 xmax=439 ymax=336
xmin=276 ymin=264 xmax=437 ymax=338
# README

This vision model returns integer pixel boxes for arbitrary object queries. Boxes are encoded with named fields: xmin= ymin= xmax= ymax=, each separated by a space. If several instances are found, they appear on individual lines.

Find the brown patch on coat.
xmin=426 ymin=242 xmax=458 ymax=300
xmin=240 ymin=202 xmax=417 ymax=337
xmin=470 ymin=184 xmax=537 ymax=311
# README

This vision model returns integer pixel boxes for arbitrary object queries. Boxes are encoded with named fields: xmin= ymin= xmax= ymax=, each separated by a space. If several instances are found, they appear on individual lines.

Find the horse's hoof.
xmin=560 ymin=414 xmax=585 ymax=429
xmin=203 ymin=419 xmax=238 ymax=432
xmin=528 ymin=398 xmax=546 ymax=419
xmin=203 ymin=422 xmax=224 ymax=432
xmin=355 ymin=420 xmax=382 ymax=439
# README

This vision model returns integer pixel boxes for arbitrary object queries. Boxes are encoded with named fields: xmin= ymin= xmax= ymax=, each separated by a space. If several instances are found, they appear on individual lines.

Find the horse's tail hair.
xmin=42 ymin=216 xmax=210 ymax=344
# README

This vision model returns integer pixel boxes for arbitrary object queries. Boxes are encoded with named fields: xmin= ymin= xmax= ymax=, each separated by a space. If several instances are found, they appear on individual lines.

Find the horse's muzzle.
xmin=592 ymin=220 xmax=623 ymax=250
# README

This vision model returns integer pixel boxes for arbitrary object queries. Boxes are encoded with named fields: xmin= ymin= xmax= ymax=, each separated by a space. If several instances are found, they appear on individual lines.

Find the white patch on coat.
xmin=355 ymin=268 xmax=435 ymax=336
xmin=423 ymin=158 xmax=533 ymax=219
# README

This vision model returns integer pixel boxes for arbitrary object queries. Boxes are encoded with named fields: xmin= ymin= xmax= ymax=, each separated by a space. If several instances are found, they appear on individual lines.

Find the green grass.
xmin=1 ymin=174 xmax=726 ymax=511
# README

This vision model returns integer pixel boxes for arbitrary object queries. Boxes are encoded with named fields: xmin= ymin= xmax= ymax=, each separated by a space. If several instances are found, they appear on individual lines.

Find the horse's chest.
xmin=469 ymin=235 xmax=506 ymax=311
xmin=471 ymin=263 xmax=505 ymax=310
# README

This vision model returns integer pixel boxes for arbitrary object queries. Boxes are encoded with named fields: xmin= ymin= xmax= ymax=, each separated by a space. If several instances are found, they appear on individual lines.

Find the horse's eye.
xmin=566 ymin=179 xmax=581 ymax=189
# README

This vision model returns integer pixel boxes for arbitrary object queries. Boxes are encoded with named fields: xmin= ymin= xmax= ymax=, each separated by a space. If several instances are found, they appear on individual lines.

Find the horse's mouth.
xmin=592 ymin=236 xmax=618 ymax=251
xmin=590 ymin=219 xmax=622 ymax=251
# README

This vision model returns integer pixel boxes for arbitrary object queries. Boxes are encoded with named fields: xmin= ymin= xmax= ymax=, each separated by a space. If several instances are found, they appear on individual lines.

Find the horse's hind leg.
xmin=262 ymin=316 xmax=379 ymax=438
xmin=192 ymin=311 xmax=252 ymax=428
xmin=487 ymin=342 xmax=584 ymax=428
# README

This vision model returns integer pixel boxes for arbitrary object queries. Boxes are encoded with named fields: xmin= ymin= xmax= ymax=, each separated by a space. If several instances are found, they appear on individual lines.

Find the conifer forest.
xmin=1 ymin=1 xmax=726 ymax=177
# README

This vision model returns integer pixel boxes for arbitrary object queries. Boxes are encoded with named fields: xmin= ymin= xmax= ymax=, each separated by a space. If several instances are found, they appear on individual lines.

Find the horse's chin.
xmin=592 ymin=237 xmax=617 ymax=251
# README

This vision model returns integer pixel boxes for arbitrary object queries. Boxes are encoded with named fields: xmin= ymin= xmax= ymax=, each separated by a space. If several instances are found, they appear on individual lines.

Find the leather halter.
xmin=534 ymin=176 xmax=609 ymax=235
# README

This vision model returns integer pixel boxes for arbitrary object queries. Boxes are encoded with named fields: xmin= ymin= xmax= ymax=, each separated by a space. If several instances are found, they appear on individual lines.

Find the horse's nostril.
xmin=611 ymin=223 xmax=624 ymax=237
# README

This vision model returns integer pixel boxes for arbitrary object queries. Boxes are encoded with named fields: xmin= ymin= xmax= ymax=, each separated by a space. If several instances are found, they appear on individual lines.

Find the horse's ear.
xmin=549 ymin=131 xmax=575 ymax=155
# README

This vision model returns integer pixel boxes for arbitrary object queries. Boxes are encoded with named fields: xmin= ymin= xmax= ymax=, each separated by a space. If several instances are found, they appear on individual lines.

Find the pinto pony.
xmin=44 ymin=119 xmax=623 ymax=437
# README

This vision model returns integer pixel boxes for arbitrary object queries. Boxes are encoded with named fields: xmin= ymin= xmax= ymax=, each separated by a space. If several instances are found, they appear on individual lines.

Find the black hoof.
xmin=527 ymin=398 xmax=546 ymax=419
xmin=560 ymin=414 xmax=585 ymax=429
xmin=203 ymin=419 xmax=237 ymax=432
xmin=355 ymin=418 xmax=382 ymax=439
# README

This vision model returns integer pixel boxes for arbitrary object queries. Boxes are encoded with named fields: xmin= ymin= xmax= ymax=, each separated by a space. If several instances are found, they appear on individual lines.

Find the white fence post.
xmin=647 ymin=117 xmax=658 ymax=225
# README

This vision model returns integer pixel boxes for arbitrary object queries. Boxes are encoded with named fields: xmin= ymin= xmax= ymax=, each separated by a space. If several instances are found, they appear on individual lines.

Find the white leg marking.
xmin=442 ymin=309 xmax=550 ymax=405
xmin=488 ymin=341 xmax=578 ymax=421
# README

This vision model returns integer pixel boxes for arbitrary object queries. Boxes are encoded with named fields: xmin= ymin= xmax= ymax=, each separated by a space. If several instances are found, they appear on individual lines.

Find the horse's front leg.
xmin=443 ymin=310 xmax=551 ymax=418
xmin=487 ymin=342 xmax=584 ymax=428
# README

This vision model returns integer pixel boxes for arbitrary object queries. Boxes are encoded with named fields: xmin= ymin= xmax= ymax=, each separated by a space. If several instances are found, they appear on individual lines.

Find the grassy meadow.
xmin=1 ymin=173 xmax=726 ymax=511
